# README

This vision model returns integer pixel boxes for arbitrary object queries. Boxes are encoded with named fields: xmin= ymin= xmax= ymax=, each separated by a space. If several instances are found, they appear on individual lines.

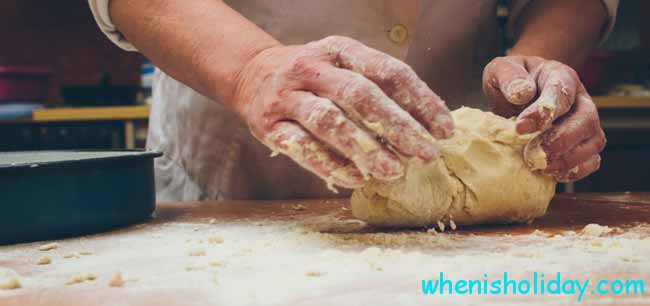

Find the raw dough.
xmin=351 ymin=107 xmax=556 ymax=227
xmin=38 ymin=242 xmax=58 ymax=251
xmin=66 ymin=273 xmax=97 ymax=285
xmin=0 ymin=269 xmax=21 ymax=290
xmin=109 ymin=272 xmax=125 ymax=287
xmin=36 ymin=256 xmax=51 ymax=265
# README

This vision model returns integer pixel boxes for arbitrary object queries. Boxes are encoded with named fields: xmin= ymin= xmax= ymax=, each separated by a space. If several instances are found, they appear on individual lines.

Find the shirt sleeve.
xmin=88 ymin=0 xmax=138 ymax=51
xmin=508 ymin=0 xmax=619 ymax=46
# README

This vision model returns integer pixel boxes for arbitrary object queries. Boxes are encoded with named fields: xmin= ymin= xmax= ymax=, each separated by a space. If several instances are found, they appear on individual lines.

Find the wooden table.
xmin=1 ymin=194 xmax=649 ymax=306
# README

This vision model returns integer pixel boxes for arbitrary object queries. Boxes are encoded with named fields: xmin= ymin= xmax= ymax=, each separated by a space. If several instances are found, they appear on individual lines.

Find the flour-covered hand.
xmin=233 ymin=36 xmax=454 ymax=189
xmin=483 ymin=55 xmax=605 ymax=182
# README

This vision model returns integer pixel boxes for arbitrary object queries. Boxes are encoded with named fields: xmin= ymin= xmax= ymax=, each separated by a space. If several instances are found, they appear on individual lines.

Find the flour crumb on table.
xmin=186 ymin=265 xmax=207 ymax=271
xmin=66 ymin=273 xmax=97 ymax=285
xmin=63 ymin=253 xmax=80 ymax=259
xmin=291 ymin=204 xmax=307 ymax=211
xmin=581 ymin=223 xmax=613 ymax=237
xmin=0 ymin=274 xmax=21 ymax=290
xmin=209 ymin=260 xmax=224 ymax=267
xmin=0 ymin=278 xmax=21 ymax=290
xmin=38 ymin=242 xmax=59 ymax=251
xmin=36 ymin=256 xmax=52 ymax=265
xmin=108 ymin=272 xmax=125 ymax=287
xmin=79 ymin=251 xmax=93 ymax=256
xmin=208 ymin=218 xmax=217 ymax=224
xmin=305 ymin=270 xmax=325 ymax=277
xmin=188 ymin=250 xmax=206 ymax=256
xmin=208 ymin=236 xmax=224 ymax=244
xmin=437 ymin=221 xmax=446 ymax=232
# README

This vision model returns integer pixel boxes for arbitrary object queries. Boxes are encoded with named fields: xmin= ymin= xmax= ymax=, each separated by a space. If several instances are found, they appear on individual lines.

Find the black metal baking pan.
xmin=0 ymin=150 xmax=161 ymax=245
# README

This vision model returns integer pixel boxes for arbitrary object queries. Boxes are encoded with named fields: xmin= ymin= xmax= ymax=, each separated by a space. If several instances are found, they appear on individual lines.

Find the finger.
xmin=539 ymin=93 xmax=601 ymax=160
xmin=553 ymin=154 xmax=601 ymax=183
xmin=483 ymin=56 xmax=537 ymax=107
xmin=546 ymin=129 xmax=606 ymax=172
xmin=263 ymin=121 xmax=365 ymax=189
xmin=287 ymin=91 xmax=403 ymax=181
xmin=516 ymin=62 xmax=580 ymax=134
xmin=303 ymin=63 xmax=440 ymax=162
xmin=316 ymin=36 xmax=453 ymax=139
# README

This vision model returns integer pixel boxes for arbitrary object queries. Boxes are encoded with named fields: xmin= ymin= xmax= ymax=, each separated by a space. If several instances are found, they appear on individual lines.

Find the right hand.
xmin=232 ymin=36 xmax=454 ymax=189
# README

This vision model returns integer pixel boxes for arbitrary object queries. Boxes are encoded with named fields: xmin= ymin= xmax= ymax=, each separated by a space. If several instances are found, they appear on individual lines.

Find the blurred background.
xmin=0 ymin=0 xmax=648 ymax=192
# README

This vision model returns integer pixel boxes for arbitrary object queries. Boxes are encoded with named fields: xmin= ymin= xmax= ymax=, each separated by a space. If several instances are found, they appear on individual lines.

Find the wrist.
xmin=205 ymin=40 xmax=282 ymax=107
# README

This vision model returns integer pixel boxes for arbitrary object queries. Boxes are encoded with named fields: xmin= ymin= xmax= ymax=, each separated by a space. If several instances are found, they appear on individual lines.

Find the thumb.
xmin=483 ymin=56 xmax=537 ymax=110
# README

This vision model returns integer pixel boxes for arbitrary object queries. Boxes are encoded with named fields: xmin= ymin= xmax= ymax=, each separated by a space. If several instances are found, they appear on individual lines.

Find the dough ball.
xmin=351 ymin=107 xmax=556 ymax=227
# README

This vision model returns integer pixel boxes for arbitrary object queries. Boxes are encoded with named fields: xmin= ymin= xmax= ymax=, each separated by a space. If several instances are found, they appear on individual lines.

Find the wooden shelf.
xmin=31 ymin=105 xmax=150 ymax=122
xmin=593 ymin=96 xmax=650 ymax=109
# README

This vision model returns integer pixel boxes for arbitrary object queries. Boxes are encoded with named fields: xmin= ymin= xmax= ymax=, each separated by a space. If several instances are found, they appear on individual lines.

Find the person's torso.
xmin=149 ymin=0 xmax=502 ymax=201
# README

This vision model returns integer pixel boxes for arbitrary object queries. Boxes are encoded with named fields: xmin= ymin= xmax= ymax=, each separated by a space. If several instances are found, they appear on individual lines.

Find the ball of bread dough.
xmin=351 ymin=107 xmax=556 ymax=227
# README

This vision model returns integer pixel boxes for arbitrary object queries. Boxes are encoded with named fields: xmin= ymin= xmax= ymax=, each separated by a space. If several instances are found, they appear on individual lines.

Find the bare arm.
xmin=109 ymin=0 xmax=280 ymax=104
xmin=105 ymin=0 xmax=454 ymax=189
xmin=511 ymin=0 xmax=608 ymax=68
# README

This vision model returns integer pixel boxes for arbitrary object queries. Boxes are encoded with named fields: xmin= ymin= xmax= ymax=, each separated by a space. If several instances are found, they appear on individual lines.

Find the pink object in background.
xmin=0 ymin=66 xmax=51 ymax=103
xmin=578 ymin=51 xmax=613 ymax=95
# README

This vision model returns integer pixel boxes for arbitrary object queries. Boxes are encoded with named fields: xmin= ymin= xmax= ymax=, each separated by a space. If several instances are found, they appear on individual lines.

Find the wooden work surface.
xmin=1 ymin=193 xmax=650 ymax=306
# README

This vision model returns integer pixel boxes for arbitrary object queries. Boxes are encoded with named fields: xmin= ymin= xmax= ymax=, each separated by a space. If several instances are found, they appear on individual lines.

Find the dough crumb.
xmin=426 ymin=228 xmax=437 ymax=234
xmin=581 ymin=224 xmax=612 ymax=237
xmin=38 ymin=242 xmax=59 ymax=251
xmin=109 ymin=272 xmax=125 ymax=287
xmin=66 ymin=274 xmax=97 ymax=285
xmin=63 ymin=253 xmax=80 ymax=259
xmin=79 ymin=251 xmax=93 ymax=256
xmin=37 ymin=256 xmax=52 ymax=265
xmin=305 ymin=270 xmax=325 ymax=277
xmin=0 ymin=277 xmax=21 ymax=290
xmin=620 ymin=255 xmax=644 ymax=263
xmin=209 ymin=260 xmax=224 ymax=267
xmin=188 ymin=250 xmax=206 ymax=256
xmin=291 ymin=204 xmax=307 ymax=211
xmin=186 ymin=265 xmax=206 ymax=271
xmin=208 ymin=218 xmax=217 ymax=224
xmin=208 ymin=236 xmax=224 ymax=244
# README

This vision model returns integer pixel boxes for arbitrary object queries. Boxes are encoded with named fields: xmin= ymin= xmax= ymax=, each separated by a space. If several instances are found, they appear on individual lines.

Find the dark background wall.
xmin=0 ymin=0 xmax=140 ymax=105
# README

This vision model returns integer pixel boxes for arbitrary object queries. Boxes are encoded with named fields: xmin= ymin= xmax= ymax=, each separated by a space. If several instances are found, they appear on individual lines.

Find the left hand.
xmin=483 ymin=55 xmax=606 ymax=182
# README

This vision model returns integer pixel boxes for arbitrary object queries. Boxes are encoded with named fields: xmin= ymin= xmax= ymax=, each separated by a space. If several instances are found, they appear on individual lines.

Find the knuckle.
xmin=320 ymin=35 xmax=358 ymax=48
xmin=597 ymin=132 xmax=607 ymax=151
xmin=288 ymin=56 xmax=320 ymax=79
xmin=309 ymin=104 xmax=345 ymax=132
xmin=338 ymin=74 xmax=372 ymax=99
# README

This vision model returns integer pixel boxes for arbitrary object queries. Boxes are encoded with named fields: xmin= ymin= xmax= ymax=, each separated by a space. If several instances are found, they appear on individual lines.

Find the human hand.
xmin=483 ymin=55 xmax=605 ymax=182
xmin=233 ymin=36 xmax=454 ymax=189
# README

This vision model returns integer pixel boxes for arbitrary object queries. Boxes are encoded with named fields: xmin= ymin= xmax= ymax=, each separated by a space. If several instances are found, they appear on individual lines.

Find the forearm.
xmin=511 ymin=0 xmax=608 ymax=68
xmin=109 ymin=0 xmax=280 ymax=104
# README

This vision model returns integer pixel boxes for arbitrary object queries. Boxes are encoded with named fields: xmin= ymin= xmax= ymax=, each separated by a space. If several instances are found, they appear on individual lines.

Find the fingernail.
xmin=506 ymin=79 xmax=535 ymax=105
xmin=372 ymin=152 xmax=404 ymax=180
xmin=330 ymin=165 xmax=365 ymax=188
xmin=516 ymin=118 xmax=537 ymax=134
xmin=432 ymin=114 xmax=454 ymax=139
xmin=417 ymin=142 xmax=440 ymax=162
